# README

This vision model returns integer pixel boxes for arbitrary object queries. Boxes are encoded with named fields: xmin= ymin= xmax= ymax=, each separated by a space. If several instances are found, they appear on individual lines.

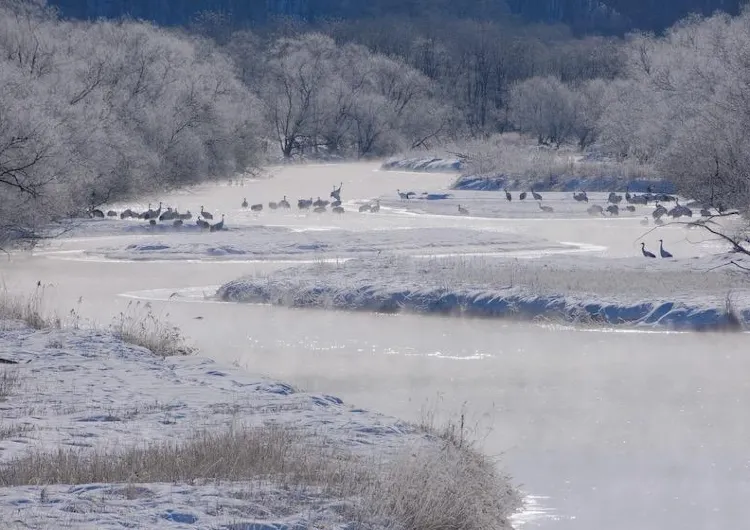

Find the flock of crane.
xmin=427 ymin=186 xmax=707 ymax=259
xmin=87 ymin=183 xmax=386 ymax=231
xmin=89 ymin=202 xmax=227 ymax=231
xmin=88 ymin=180 xmax=710 ymax=259
xmin=445 ymin=186 xmax=705 ymax=224
xmin=238 ymin=183 xmax=382 ymax=214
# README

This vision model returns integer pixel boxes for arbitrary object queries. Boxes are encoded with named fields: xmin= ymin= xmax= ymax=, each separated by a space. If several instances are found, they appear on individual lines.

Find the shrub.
xmin=0 ymin=423 xmax=520 ymax=529
xmin=110 ymin=301 xmax=194 ymax=358
xmin=0 ymin=284 xmax=54 ymax=330
xmin=0 ymin=368 xmax=19 ymax=400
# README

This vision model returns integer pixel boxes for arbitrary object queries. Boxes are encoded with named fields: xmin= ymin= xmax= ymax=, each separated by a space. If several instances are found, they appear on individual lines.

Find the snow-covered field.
xmin=452 ymin=174 xmax=675 ymax=193
xmin=0 ymin=321 xmax=520 ymax=529
xmin=60 ymin=182 xmax=747 ymax=331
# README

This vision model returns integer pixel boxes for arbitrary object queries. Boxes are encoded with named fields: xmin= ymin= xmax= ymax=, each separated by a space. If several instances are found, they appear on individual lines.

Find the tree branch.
xmin=639 ymin=212 xmax=749 ymax=257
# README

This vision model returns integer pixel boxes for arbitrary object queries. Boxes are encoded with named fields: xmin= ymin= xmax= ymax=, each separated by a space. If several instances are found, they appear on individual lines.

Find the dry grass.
xmin=0 ymin=425 xmax=348 ymax=487
xmin=0 ymin=284 xmax=56 ymax=330
xmin=0 ymin=368 xmax=19 ymax=400
xmin=0 ymin=422 xmax=34 ymax=440
xmin=722 ymin=291 xmax=744 ymax=331
xmin=363 ymin=443 xmax=520 ymax=530
xmin=0 ymin=368 xmax=26 ymax=441
xmin=0 ymin=423 xmax=520 ymax=529
xmin=362 ymin=404 xmax=521 ymax=529
xmin=0 ymin=288 xmax=194 ymax=357
xmin=110 ymin=301 xmax=193 ymax=357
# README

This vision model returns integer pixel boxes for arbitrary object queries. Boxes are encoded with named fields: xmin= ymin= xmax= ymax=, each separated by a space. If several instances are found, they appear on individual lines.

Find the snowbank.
xmin=0 ymin=322 xmax=520 ymax=528
xmin=216 ymin=257 xmax=750 ymax=331
xmin=379 ymin=155 xmax=674 ymax=192
xmin=90 ymin=226 xmax=559 ymax=262
xmin=454 ymin=174 xmax=676 ymax=193
xmin=381 ymin=157 xmax=463 ymax=173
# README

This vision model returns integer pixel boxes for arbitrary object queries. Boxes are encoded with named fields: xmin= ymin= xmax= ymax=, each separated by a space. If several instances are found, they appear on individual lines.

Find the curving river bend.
xmin=2 ymin=163 xmax=750 ymax=529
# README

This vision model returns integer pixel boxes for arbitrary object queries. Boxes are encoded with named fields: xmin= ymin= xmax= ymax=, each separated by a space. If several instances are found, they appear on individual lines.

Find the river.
xmin=2 ymin=162 xmax=749 ymax=529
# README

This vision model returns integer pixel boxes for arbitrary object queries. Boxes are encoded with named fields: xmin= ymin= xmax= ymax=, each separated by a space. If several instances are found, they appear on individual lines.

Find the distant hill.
xmin=47 ymin=0 xmax=746 ymax=33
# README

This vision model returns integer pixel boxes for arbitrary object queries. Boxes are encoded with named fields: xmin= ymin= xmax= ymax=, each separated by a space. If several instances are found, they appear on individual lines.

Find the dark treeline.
xmin=48 ymin=0 xmax=747 ymax=33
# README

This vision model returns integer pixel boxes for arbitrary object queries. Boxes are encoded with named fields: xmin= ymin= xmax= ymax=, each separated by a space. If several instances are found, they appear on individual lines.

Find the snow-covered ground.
xmin=0 ymin=321 xmax=520 ymax=528
xmin=381 ymin=145 xmax=672 ymax=192
xmin=79 ymin=224 xmax=564 ymax=262
xmin=216 ymin=254 xmax=750 ymax=330
xmin=453 ymin=174 xmax=675 ymax=193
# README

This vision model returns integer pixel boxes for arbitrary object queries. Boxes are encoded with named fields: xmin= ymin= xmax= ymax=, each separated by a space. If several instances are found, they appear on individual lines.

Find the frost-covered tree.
xmin=237 ymin=32 xmax=450 ymax=159
xmin=509 ymin=76 xmax=578 ymax=147
xmin=569 ymin=79 xmax=606 ymax=149
xmin=0 ymin=0 xmax=261 ymax=243
xmin=595 ymin=12 xmax=750 ymax=210
xmin=256 ymin=33 xmax=335 ymax=158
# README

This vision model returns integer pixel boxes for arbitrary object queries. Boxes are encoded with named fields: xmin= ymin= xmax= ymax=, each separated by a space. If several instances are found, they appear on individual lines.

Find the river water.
xmin=2 ymin=163 xmax=749 ymax=529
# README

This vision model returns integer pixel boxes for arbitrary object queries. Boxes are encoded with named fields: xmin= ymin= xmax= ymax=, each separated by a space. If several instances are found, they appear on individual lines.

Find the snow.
xmin=381 ymin=157 xmax=462 ymax=173
xmin=3 ymin=482 xmax=345 ymax=529
xmin=0 ymin=323 xmax=471 ymax=529
xmin=380 ymin=155 xmax=675 ymax=193
xmin=88 ymin=228 xmax=563 ymax=260
xmin=216 ymin=255 xmax=750 ymax=331
xmin=70 ymin=224 xmax=564 ymax=262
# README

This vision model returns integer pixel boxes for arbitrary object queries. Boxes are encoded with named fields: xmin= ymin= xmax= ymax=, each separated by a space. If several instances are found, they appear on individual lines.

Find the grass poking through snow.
xmin=0 ymin=425 xmax=345 ymax=487
xmin=110 ymin=301 xmax=193 ymax=357
xmin=0 ymin=368 xmax=19 ymax=401
xmin=367 ymin=441 xmax=520 ymax=530
xmin=0 ymin=422 xmax=520 ymax=529
xmin=0 ymin=285 xmax=55 ymax=330
xmin=1 ymin=288 xmax=194 ymax=357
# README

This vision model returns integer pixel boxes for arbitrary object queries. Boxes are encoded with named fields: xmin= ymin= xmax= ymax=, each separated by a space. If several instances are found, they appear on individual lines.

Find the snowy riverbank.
xmin=0 ymin=321 xmax=521 ymax=529
xmin=380 ymin=156 xmax=673 ymax=193
xmin=453 ymin=174 xmax=675 ymax=193
xmin=381 ymin=157 xmax=463 ymax=173
xmin=217 ymin=255 xmax=750 ymax=331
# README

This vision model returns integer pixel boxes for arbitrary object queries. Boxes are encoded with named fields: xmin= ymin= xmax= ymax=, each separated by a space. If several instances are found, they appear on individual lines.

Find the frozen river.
xmin=3 ymin=162 xmax=750 ymax=529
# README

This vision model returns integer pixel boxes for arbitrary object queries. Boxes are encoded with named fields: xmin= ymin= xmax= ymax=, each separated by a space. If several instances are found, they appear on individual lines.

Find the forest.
xmin=48 ymin=0 xmax=747 ymax=33
xmin=1 ymin=0 xmax=749 ymax=242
